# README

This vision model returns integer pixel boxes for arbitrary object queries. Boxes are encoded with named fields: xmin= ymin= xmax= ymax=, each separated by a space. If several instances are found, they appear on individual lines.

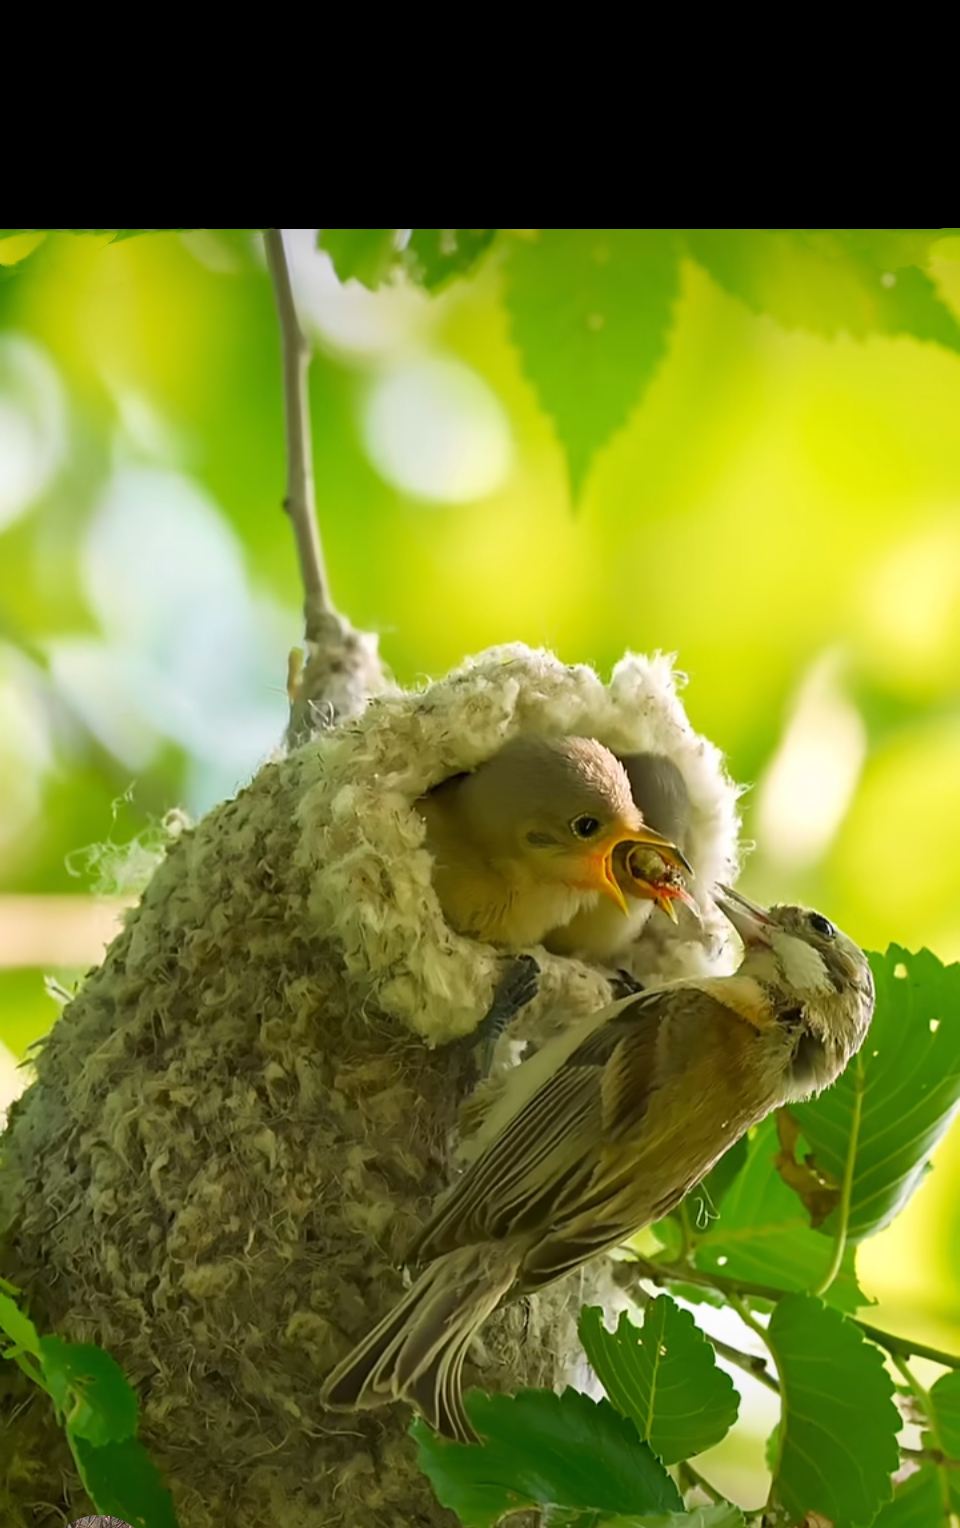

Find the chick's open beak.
xmin=713 ymin=884 xmax=776 ymax=948
xmin=620 ymin=824 xmax=693 ymax=876
xmin=650 ymin=883 xmax=698 ymax=924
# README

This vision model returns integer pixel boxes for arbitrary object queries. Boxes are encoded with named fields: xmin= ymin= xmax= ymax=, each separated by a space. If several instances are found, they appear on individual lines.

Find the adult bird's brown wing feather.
xmin=410 ymin=992 xmax=669 ymax=1264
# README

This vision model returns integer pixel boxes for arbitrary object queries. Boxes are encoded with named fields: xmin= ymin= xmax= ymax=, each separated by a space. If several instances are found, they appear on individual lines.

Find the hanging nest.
xmin=0 ymin=644 xmax=740 ymax=1528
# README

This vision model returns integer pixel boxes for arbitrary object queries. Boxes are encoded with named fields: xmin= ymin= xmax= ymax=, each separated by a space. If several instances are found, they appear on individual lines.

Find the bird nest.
xmin=0 ymin=643 xmax=741 ymax=1528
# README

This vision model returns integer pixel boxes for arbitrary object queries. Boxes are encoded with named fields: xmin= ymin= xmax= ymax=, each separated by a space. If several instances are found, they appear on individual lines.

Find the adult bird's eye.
xmin=571 ymin=814 xmax=601 ymax=839
xmin=808 ymin=912 xmax=836 ymax=940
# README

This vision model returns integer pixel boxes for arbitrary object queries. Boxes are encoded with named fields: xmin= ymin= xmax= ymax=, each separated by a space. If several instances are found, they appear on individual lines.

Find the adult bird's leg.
xmin=471 ymin=955 xmax=541 ymax=1076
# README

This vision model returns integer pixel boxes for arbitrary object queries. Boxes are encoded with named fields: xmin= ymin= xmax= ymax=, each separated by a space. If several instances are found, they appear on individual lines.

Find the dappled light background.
xmin=1 ymin=229 xmax=959 ymax=1503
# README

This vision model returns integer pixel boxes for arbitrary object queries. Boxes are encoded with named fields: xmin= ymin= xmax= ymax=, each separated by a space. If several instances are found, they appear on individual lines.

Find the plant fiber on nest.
xmin=0 ymin=644 xmax=740 ymax=1528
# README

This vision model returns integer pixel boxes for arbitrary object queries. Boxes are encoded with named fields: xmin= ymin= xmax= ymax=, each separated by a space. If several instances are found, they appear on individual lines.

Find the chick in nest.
xmin=417 ymin=735 xmax=687 ymax=950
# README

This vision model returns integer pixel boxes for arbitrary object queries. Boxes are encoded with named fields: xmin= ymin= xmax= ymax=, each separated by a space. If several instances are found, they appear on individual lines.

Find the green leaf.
xmin=928 ymin=1369 xmax=960 ymax=1458
xmin=413 ymin=1387 xmax=683 ymax=1527
xmin=579 ymin=1300 xmax=739 ymax=1463
xmin=318 ymin=228 xmax=401 ymax=289
xmin=685 ymin=229 xmax=960 ymax=353
xmin=40 ymin=1335 xmax=139 ymax=1445
xmin=0 ymin=1289 xmax=41 ymax=1356
xmin=405 ymin=228 xmax=497 ymax=290
xmin=791 ymin=946 xmax=960 ymax=1241
xmin=766 ymin=1294 xmax=900 ymax=1527
xmin=692 ymin=1117 xmax=867 ymax=1310
xmin=503 ymin=228 xmax=680 ymax=496
xmin=872 ymin=1466 xmax=945 ymax=1527
xmin=72 ymin=1434 xmax=181 ymax=1528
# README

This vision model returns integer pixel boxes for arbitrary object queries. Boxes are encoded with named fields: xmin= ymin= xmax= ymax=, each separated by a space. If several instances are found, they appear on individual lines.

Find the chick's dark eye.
xmin=571 ymin=814 xmax=601 ymax=839
xmin=809 ymin=912 xmax=836 ymax=940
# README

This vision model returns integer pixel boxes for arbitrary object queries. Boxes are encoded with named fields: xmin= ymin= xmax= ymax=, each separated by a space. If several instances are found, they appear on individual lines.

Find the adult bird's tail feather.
xmin=320 ymin=1242 xmax=520 ymax=1443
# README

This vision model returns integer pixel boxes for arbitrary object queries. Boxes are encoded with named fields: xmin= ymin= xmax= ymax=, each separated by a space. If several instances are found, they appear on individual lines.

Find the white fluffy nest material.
xmin=296 ymin=643 xmax=743 ymax=1049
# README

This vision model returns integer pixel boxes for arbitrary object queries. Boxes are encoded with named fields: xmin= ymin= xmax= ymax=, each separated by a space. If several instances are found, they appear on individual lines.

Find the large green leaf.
xmin=40 ymin=1335 xmax=139 ymax=1445
xmin=766 ymin=1295 xmax=900 ymax=1527
xmin=579 ymin=1300 xmax=738 ymax=1464
xmin=791 ymin=946 xmax=960 ymax=1241
xmin=413 ymin=1387 xmax=683 ymax=1527
xmin=503 ymin=227 xmax=680 ymax=496
xmin=72 ymin=1434 xmax=181 ymax=1528
xmin=685 ymin=229 xmax=960 ymax=352
xmin=692 ymin=1117 xmax=866 ymax=1310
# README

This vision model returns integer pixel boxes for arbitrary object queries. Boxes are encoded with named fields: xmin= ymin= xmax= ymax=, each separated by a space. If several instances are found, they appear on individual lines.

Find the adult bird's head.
xmin=714 ymin=884 xmax=874 ymax=1094
xmin=458 ymin=735 xmax=688 ymax=914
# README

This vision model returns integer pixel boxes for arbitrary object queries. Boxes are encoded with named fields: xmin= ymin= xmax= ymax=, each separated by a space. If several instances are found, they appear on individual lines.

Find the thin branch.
xmin=264 ymin=228 xmax=332 ymax=635
xmin=709 ymin=1332 xmax=780 ymax=1394
xmin=677 ymin=1459 xmax=724 ymax=1504
xmin=859 ymin=1322 xmax=960 ymax=1372
xmin=902 ymin=1446 xmax=960 ymax=1470
xmin=627 ymin=1257 xmax=960 ymax=1373
xmin=815 ymin=1057 xmax=864 ymax=1297
xmin=726 ymin=1288 xmax=771 ymax=1349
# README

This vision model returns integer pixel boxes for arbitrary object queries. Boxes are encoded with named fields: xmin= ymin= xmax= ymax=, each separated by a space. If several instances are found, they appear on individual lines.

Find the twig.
xmin=628 ymin=1257 xmax=960 ymax=1371
xmin=859 ymin=1322 xmax=960 ymax=1373
xmin=264 ymin=228 xmax=332 ymax=636
xmin=901 ymin=1446 xmax=960 ymax=1470
xmin=677 ymin=1459 xmax=724 ymax=1504
xmin=264 ymin=230 xmax=389 ymax=745
xmin=726 ymin=1289 xmax=771 ymax=1349
xmin=709 ymin=1332 xmax=780 ymax=1394
xmin=815 ymin=1057 xmax=864 ymax=1297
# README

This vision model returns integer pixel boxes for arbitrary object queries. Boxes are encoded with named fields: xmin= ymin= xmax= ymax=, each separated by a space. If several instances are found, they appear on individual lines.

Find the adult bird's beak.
xmin=713 ymin=884 xmax=776 ymax=948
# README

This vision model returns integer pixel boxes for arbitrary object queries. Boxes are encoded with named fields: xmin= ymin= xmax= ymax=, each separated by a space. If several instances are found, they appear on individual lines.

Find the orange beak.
xmin=577 ymin=823 xmax=690 ymax=917
xmin=648 ymin=882 xmax=698 ymax=924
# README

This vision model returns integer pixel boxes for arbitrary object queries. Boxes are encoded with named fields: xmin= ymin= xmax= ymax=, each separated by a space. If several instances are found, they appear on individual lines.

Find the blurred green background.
xmin=1 ymin=229 xmax=959 ymax=1503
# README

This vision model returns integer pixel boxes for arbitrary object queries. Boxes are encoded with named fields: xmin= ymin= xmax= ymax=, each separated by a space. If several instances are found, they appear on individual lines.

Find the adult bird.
xmin=417 ymin=734 xmax=687 ymax=949
xmin=321 ymin=887 xmax=874 ymax=1441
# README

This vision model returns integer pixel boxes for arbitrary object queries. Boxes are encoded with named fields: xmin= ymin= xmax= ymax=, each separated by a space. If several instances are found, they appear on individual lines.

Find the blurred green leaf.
xmin=413 ymin=1387 xmax=683 ymax=1527
xmin=685 ymin=229 xmax=960 ymax=352
xmin=767 ymin=1294 xmax=899 ymax=1527
xmin=927 ymin=1369 xmax=960 ymax=1458
xmin=40 ymin=1335 xmax=139 ymax=1445
xmin=0 ymin=1288 xmax=40 ymax=1356
xmin=544 ymin=1509 xmax=742 ymax=1528
xmin=579 ymin=1300 xmax=739 ymax=1463
xmin=792 ymin=946 xmax=960 ymax=1240
xmin=872 ymin=1466 xmax=949 ymax=1526
xmin=405 ymin=228 xmax=497 ymax=290
xmin=692 ymin=1117 xmax=867 ymax=1310
xmin=318 ymin=228 xmax=401 ymax=289
xmin=503 ymin=228 xmax=679 ymax=496
xmin=72 ymin=1434 xmax=181 ymax=1528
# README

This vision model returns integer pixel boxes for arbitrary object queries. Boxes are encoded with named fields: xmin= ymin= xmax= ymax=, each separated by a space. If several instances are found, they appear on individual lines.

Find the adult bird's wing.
xmin=410 ymin=989 xmax=670 ymax=1264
